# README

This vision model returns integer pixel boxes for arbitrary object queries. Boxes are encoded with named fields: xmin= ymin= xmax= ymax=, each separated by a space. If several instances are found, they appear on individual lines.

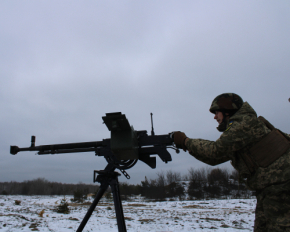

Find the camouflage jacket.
xmin=186 ymin=102 xmax=290 ymax=190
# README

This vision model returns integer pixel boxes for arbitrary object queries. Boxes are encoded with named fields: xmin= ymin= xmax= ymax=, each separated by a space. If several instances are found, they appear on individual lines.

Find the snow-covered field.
xmin=0 ymin=195 xmax=256 ymax=231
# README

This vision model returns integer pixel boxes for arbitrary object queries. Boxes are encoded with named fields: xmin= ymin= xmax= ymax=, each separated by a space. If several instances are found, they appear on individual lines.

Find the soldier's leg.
xmin=255 ymin=190 xmax=290 ymax=232
xmin=254 ymin=194 xmax=267 ymax=232
xmin=263 ymin=192 xmax=290 ymax=232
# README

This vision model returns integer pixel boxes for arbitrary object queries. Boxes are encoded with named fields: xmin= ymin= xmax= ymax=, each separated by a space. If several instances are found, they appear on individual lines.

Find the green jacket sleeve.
xmin=185 ymin=117 xmax=263 ymax=166
xmin=185 ymin=138 xmax=230 ymax=165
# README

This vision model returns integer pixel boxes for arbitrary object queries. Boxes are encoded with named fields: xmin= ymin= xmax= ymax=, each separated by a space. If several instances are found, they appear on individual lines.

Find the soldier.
xmin=173 ymin=93 xmax=290 ymax=232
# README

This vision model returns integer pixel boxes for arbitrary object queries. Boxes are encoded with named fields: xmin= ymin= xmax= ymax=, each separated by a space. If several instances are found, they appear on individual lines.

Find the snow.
xmin=0 ymin=195 xmax=256 ymax=231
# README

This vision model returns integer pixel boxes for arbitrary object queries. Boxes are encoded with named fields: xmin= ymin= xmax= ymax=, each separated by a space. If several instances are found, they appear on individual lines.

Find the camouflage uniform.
xmin=185 ymin=101 xmax=290 ymax=231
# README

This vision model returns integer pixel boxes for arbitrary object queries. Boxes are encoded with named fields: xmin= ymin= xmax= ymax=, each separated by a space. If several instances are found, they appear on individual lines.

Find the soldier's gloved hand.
xmin=173 ymin=131 xmax=188 ymax=151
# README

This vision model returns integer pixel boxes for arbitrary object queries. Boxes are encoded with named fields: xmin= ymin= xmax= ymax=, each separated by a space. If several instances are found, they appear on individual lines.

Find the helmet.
xmin=209 ymin=93 xmax=243 ymax=114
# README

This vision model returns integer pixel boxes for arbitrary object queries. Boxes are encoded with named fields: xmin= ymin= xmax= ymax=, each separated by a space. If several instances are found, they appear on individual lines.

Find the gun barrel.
xmin=10 ymin=141 xmax=104 ymax=155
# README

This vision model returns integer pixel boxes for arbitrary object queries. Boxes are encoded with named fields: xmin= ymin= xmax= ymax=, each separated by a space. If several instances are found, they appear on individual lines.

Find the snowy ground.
xmin=0 ymin=195 xmax=256 ymax=231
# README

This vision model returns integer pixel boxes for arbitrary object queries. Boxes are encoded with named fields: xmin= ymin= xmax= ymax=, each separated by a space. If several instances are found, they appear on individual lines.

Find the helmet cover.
xmin=210 ymin=93 xmax=243 ymax=114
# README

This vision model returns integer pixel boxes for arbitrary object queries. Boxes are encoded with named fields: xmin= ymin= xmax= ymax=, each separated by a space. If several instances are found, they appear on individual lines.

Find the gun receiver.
xmin=10 ymin=112 xmax=179 ymax=171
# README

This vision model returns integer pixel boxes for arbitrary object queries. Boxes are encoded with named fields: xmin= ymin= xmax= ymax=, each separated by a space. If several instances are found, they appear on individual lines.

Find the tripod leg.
xmin=110 ymin=177 xmax=127 ymax=232
xmin=76 ymin=181 xmax=109 ymax=232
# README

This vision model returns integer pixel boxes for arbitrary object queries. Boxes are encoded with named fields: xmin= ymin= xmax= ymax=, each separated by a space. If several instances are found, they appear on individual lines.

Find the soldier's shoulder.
xmin=224 ymin=120 xmax=245 ymax=133
xmin=227 ymin=114 xmax=258 ymax=131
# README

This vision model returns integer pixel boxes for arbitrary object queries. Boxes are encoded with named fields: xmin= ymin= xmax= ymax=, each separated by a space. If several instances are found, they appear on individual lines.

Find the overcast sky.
xmin=1 ymin=1 xmax=289 ymax=185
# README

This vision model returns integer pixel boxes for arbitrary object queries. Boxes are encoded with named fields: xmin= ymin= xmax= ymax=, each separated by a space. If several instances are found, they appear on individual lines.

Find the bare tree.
xmin=156 ymin=171 xmax=166 ymax=187
xmin=207 ymin=168 xmax=228 ymax=186
xmin=166 ymin=170 xmax=181 ymax=184
xmin=187 ymin=167 xmax=208 ymax=182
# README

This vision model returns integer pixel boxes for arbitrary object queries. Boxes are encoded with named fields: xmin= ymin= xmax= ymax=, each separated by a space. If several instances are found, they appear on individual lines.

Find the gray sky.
xmin=1 ymin=1 xmax=290 ymax=185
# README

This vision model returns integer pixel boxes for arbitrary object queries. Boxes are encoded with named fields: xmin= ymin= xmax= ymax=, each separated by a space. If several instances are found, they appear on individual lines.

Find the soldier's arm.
xmin=185 ymin=138 xmax=230 ymax=165
xmin=185 ymin=120 xmax=250 ymax=165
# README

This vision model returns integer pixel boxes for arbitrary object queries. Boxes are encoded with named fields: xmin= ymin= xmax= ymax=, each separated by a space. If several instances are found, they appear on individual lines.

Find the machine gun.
xmin=10 ymin=112 xmax=179 ymax=232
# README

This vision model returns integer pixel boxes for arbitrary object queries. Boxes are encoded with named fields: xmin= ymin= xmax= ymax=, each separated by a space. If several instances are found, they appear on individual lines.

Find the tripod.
xmin=76 ymin=164 xmax=127 ymax=232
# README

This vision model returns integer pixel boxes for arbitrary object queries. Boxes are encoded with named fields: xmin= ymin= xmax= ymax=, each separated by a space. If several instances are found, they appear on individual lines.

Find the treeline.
xmin=118 ymin=168 xmax=253 ymax=200
xmin=0 ymin=178 xmax=98 ymax=196
xmin=186 ymin=168 xmax=252 ymax=200
xmin=0 ymin=168 xmax=254 ymax=200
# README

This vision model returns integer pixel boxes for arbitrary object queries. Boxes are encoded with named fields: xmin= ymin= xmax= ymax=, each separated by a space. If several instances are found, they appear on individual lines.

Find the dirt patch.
xmin=29 ymin=223 xmax=40 ymax=231
xmin=127 ymin=204 xmax=147 ymax=207
xmin=183 ymin=205 xmax=202 ymax=209
xmin=0 ymin=213 xmax=30 ymax=221
xmin=138 ymin=218 xmax=155 ymax=223
xmin=69 ymin=202 xmax=110 ymax=207
xmin=200 ymin=217 xmax=224 ymax=221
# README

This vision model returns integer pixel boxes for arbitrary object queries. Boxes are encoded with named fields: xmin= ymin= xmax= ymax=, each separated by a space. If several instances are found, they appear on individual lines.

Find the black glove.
xmin=173 ymin=131 xmax=188 ymax=151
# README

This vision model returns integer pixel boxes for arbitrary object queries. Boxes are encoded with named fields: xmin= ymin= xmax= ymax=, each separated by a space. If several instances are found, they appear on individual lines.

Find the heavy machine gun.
xmin=10 ymin=112 xmax=179 ymax=232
